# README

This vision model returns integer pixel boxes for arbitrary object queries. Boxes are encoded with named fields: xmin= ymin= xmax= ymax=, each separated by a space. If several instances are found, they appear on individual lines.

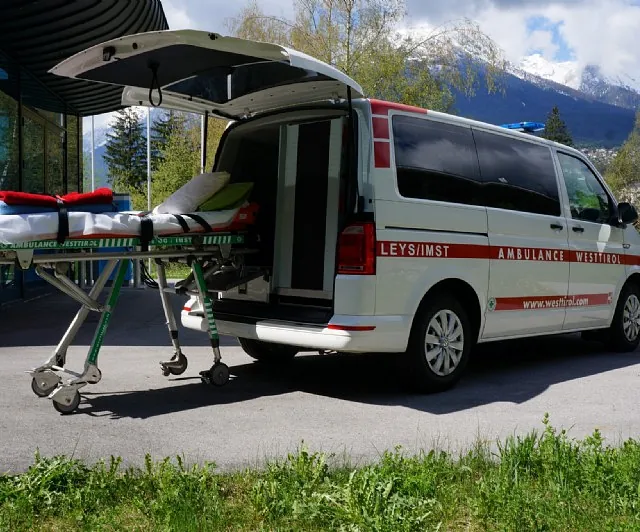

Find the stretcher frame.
xmin=0 ymin=232 xmax=251 ymax=414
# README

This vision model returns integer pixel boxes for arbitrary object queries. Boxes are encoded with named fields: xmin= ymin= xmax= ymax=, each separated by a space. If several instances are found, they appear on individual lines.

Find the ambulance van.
xmin=52 ymin=29 xmax=640 ymax=392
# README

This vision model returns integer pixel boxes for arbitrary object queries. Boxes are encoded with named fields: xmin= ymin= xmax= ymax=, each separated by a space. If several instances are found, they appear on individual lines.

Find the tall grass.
xmin=1 ymin=415 xmax=639 ymax=531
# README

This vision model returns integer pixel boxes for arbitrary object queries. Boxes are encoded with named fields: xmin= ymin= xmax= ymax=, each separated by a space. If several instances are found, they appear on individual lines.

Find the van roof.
xmin=365 ymin=97 xmax=587 ymax=160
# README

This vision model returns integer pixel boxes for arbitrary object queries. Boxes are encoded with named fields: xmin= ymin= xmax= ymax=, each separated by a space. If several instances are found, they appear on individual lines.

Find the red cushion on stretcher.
xmin=60 ymin=188 xmax=114 ymax=205
xmin=0 ymin=188 xmax=113 ymax=207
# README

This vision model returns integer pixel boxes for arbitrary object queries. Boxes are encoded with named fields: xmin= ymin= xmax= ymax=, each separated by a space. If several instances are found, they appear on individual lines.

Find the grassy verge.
xmin=2 ymin=416 xmax=640 ymax=531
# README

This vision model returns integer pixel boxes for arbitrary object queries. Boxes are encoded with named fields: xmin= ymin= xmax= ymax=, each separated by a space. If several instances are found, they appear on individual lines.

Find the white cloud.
xmin=162 ymin=0 xmax=197 ymax=30
xmin=544 ymin=1 xmax=640 ymax=83
xmin=405 ymin=0 xmax=640 ymax=87
xmin=527 ymin=29 xmax=560 ymax=60
xmin=161 ymin=0 xmax=293 ymax=33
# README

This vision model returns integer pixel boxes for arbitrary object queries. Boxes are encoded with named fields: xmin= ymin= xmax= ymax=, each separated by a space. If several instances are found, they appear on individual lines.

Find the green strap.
xmin=87 ymin=259 xmax=128 ymax=366
xmin=191 ymin=260 xmax=219 ymax=347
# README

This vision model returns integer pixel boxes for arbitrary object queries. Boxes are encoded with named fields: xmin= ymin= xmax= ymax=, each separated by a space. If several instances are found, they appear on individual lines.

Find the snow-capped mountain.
xmin=517 ymin=54 xmax=582 ymax=90
xmin=512 ymin=53 xmax=640 ymax=110
xmin=82 ymin=125 xmax=110 ymax=150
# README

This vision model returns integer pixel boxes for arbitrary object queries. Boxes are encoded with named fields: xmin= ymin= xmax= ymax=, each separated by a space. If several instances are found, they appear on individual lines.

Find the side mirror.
xmin=618 ymin=202 xmax=638 ymax=225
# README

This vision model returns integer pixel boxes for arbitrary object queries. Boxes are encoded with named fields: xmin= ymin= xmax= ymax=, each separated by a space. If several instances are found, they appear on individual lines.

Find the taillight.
xmin=337 ymin=221 xmax=376 ymax=275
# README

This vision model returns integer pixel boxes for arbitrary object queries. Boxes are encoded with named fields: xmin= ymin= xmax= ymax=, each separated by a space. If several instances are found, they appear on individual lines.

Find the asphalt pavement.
xmin=1 ymin=287 xmax=640 ymax=474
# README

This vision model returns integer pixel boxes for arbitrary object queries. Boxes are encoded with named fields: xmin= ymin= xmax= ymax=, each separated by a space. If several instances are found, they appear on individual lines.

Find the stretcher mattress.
xmin=0 ymin=203 xmax=258 ymax=245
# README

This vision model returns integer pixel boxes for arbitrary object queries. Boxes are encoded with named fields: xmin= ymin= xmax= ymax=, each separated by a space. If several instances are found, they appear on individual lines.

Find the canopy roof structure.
xmin=0 ymin=0 xmax=169 ymax=116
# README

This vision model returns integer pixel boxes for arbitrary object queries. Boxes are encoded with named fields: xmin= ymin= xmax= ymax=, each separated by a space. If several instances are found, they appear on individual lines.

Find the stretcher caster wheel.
xmin=200 ymin=363 xmax=230 ymax=386
xmin=52 ymin=391 xmax=81 ymax=415
xmin=160 ymin=353 xmax=188 ymax=377
xmin=30 ymin=372 xmax=60 ymax=398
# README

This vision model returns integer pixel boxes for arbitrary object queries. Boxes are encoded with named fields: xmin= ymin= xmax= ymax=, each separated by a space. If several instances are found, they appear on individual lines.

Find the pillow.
xmin=199 ymin=182 xmax=254 ymax=212
xmin=152 ymin=171 xmax=230 ymax=214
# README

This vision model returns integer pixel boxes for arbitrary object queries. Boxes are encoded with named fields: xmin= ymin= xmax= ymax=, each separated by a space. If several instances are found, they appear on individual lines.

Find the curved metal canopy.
xmin=0 ymin=0 xmax=168 ymax=116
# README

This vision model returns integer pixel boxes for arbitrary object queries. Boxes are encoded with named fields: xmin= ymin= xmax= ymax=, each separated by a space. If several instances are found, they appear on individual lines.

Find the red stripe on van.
xmin=374 ymin=141 xmax=391 ymax=168
xmin=376 ymin=240 xmax=632 ymax=265
xmin=494 ymin=293 xmax=612 ymax=311
xmin=370 ymin=99 xmax=428 ymax=116
xmin=372 ymin=117 xmax=389 ymax=139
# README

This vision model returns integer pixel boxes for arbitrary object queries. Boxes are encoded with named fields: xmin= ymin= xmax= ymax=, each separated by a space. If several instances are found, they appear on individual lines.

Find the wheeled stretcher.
xmin=0 ymin=203 xmax=261 ymax=414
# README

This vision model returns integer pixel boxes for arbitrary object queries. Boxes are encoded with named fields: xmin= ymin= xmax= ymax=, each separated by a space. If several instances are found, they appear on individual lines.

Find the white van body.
xmin=180 ymin=96 xmax=640 ymax=389
xmin=51 ymin=29 xmax=640 ymax=392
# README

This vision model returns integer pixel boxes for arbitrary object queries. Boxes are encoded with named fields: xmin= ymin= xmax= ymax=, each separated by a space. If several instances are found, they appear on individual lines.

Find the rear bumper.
xmin=181 ymin=311 xmax=411 ymax=353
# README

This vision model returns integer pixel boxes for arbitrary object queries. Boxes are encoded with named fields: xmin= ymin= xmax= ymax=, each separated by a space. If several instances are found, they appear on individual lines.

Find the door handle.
xmin=550 ymin=223 xmax=564 ymax=230
xmin=572 ymin=226 xmax=585 ymax=233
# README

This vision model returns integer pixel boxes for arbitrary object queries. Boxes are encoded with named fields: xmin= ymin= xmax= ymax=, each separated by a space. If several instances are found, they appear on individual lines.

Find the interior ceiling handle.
xmin=148 ymin=62 xmax=163 ymax=107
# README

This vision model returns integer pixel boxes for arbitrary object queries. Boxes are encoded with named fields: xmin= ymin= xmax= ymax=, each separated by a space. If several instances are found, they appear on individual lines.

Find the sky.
xmin=84 ymin=0 xmax=640 ymax=132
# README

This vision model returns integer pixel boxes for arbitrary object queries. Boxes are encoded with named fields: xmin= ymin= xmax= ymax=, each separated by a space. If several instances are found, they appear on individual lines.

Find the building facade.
xmin=0 ymin=50 xmax=82 ymax=302
xmin=0 ymin=0 xmax=168 ymax=305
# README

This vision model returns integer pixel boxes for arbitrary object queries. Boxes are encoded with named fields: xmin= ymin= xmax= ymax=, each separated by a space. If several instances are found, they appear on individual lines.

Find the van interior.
xmin=201 ymin=107 xmax=360 ymax=325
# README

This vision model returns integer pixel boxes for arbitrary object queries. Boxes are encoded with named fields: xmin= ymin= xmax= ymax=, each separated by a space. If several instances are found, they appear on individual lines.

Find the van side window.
xmin=557 ymin=152 xmax=611 ymax=224
xmin=473 ymin=130 xmax=560 ymax=216
xmin=391 ymin=115 xmax=483 ymax=205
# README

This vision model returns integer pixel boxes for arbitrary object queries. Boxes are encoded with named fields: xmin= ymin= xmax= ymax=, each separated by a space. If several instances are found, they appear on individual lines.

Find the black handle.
xmin=572 ymin=226 xmax=585 ymax=233
xmin=550 ymin=223 xmax=563 ymax=230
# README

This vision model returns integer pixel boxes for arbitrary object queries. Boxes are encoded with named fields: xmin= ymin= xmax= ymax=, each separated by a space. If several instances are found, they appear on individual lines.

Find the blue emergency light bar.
xmin=499 ymin=121 xmax=546 ymax=133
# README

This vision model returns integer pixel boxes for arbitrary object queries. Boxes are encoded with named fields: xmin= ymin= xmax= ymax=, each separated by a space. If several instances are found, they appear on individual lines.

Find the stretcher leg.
xmin=156 ymin=260 xmax=188 ymax=376
xmin=28 ymin=259 xmax=119 ymax=398
xmin=191 ymin=259 xmax=230 ymax=386
xmin=48 ymin=259 xmax=129 ymax=414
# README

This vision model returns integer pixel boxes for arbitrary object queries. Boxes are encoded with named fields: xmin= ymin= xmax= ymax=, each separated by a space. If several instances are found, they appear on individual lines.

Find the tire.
xmin=605 ymin=283 xmax=640 ymax=353
xmin=405 ymin=294 xmax=474 ymax=393
xmin=238 ymin=338 xmax=299 ymax=363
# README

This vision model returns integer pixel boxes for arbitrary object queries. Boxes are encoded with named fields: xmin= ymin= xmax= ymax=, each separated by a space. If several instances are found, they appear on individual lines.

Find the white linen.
xmin=0 ymin=206 xmax=242 ymax=244
xmin=151 ymin=171 xmax=231 ymax=214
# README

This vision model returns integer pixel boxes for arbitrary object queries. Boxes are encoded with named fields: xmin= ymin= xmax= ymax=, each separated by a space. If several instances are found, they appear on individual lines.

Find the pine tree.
xmin=103 ymin=108 xmax=147 ymax=193
xmin=542 ymin=106 xmax=573 ymax=146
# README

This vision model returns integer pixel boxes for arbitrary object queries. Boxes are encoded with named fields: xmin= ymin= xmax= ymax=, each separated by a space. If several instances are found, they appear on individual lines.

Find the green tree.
xmin=147 ymin=122 xmax=200 ymax=208
xmin=103 ymin=108 xmax=147 ymax=193
xmin=189 ymin=115 xmax=229 ymax=172
xmin=226 ymin=0 xmax=507 ymax=112
xmin=605 ymin=112 xmax=640 ymax=199
xmin=151 ymin=110 xmax=188 ymax=171
xmin=130 ymin=114 xmax=230 ymax=211
xmin=542 ymin=106 xmax=573 ymax=146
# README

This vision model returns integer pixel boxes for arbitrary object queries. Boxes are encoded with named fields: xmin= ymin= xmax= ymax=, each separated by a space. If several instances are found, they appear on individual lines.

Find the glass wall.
xmin=0 ymin=49 xmax=83 ymax=304
xmin=0 ymin=58 xmax=19 ymax=192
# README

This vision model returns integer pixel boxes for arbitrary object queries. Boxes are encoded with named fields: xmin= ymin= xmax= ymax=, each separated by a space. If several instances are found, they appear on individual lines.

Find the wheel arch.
xmin=410 ymin=278 xmax=483 ymax=344
xmin=611 ymin=272 xmax=640 ymax=322
xmin=624 ymin=272 xmax=640 ymax=291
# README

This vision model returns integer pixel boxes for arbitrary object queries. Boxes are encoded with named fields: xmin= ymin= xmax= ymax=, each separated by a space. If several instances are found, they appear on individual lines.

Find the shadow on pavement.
xmin=79 ymin=333 xmax=640 ymax=419
xmin=0 ymin=289 xmax=238 ymax=347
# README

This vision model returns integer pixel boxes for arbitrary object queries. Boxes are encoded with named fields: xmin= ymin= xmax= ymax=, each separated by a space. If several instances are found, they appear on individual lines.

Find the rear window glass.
xmin=391 ymin=115 xmax=483 ymax=206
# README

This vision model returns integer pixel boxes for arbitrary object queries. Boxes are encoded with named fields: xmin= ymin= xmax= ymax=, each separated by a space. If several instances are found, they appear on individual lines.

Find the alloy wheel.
xmin=623 ymin=294 xmax=640 ymax=342
xmin=424 ymin=309 xmax=465 ymax=377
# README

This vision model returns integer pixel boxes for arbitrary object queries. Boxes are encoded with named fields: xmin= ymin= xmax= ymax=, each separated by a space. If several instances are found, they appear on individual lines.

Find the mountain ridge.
xmin=513 ymin=54 xmax=640 ymax=110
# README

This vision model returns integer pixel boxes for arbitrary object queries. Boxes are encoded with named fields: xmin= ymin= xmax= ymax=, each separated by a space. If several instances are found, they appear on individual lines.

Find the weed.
xmin=2 ymin=418 xmax=640 ymax=531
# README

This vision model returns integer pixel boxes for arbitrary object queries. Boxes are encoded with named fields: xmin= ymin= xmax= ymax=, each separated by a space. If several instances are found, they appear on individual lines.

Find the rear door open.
xmin=50 ymin=30 xmax=364 ymax=314
xmin=49 ymin=29 xmax=363 ymax=119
